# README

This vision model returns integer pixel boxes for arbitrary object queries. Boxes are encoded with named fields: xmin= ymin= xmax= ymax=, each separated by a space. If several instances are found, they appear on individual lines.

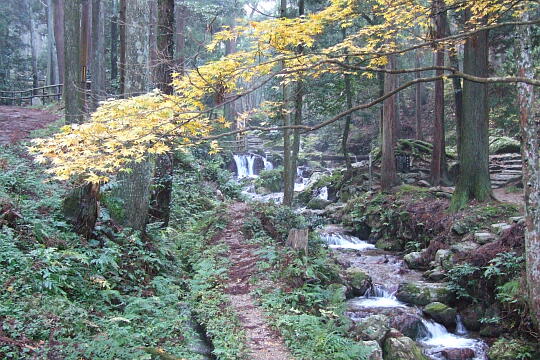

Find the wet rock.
xmin=441 ymin=348 xmax=475 ymax=360
xmin=434 ymin=249 xmax=454 ymax=270
xmin=345 ymin=267 xmax=372 ymax=296
xmin=306 ymin=197 xmax=331 ymax=210
xmin=396 ymin=282 xmax=453 ymax=306
xmin=423 ymin=302 xmax=456 ymax=328
xmin=473 ymin=232 xmax=497 ymax=244
xmin=389 ymin=313 xmax=428 ymax=339
xmin=459 ymin=304 xmax=484 ymax=331
xmin=404 ymin=251 xmax=425 ymax=270
xmin=360 ymin=340 xmax=384 ymax=360
xmin=383 ymin=335 xmax=429 ymax=360
xmin=353 ymin=314 xmax=390 ymax=343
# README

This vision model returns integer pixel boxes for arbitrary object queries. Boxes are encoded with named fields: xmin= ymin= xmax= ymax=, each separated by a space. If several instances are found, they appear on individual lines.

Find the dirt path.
xmin=493 ymin=187 xmax=525 ymax=208
xmin=221 ymin=202 xmax=292 ymax=360
xmin=0 ymin=106 xmax=59 ymax=145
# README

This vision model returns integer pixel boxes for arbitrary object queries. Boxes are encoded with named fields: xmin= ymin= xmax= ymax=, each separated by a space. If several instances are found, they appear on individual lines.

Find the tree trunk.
xmin=64 ymin=0 xmax=83 ymax=123
xmin=112 ymin=0 xmax=153 ymax=231
xmin=342 ymin=27 xmax=353 ymax=175
xmin=47 ymin=0 xmax=59 ymax=86
xmin=381 ymin=55 xmax=398 ymax=191
xmin=110 ymin=0 xmax=118 ymax=87
xmin=119 ymin=0 xmax=126 ymax=97
xmin=444 ymin=18 xmax=463 ymax=157
xmin=281 ymin=0 xmax=293 ymax=206
xmin=149 ymin=0 xmax=158 ymax=86
xmin=63 ymin=183 xmax=100 ymax=239
xmin=24 ymin=0 xmax=39 ymax=92
xmin=53 ymin=0 xmax=65 ymax=85
xmin=516 ymin=9 xmax=540 ymax=330
xmin=430 ymin=0 xmax=448 ymax=185
xmin=90 ymin=0 xmax=105 ymax=111
xmin=174 ymin=0 xmax=187 ymax=75
xmin=80 ymin=0 xmax=91 ymax=112
xmin=415 ymin=50 xmax=423 ymax=140
xmin=450 ymin=26 xmax=491 ymax=210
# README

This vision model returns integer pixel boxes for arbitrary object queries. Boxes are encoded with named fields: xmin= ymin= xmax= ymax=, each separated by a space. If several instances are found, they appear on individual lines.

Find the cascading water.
xmin=234 ymin=153 xmax=273 ymax=179
xmin=317 ymin=186 xmax=328 ymax=200
xmin=350 ymin=284 xmax=407 ymax=308
xmin=320 ymin=233 xmax=375 ymax=251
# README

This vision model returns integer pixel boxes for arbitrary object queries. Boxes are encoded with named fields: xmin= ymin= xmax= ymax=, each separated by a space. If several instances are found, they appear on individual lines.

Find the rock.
xmin=460 ymin=306 xmax=482 ymax=331
xmin=353 ymin=314 xmax=390 ymax=343
xmin=345 ymin=267 xmax=372 ymax=296
xmin=509 ymin=216 xmax=525 ymax=224
xmin=473 ymin=232 xmax=497 ymax=244
xmin=390 ymin=313 xmax=428 ymax=339
xmin=375 ymin=237 xmax=404 ymax=251
xmin=491 ymin=223 xmax=512 ymax=234
xmin=479 ymin=324 xmax=503 ymax=337
xmin=423 ymin=302 xmax=457 ymax=328
xmin=404 ymin=251 xmax=425 ymax=270
xmin=450 ymin=241 xmax=479 ymax=254
xmin=396 ymin=282 xmax=453 ymax=306
xmin=489 ymin=136 xmax=520 ymax=154
xmin=306 ymin=197 xmax=331 ymax=210
xmin=383 ymin=335 xmax=429 ymax=360
xmin=423 ymin=268 xmax=446 ymax=282
xmin=418 ymin=180 xmax=431 ymax=187
xmin=451 ymin=222 xmax=469 ymax=235
xmin=360 ymin=340 xmax=384 ymax=360
xmin=434 ymin=249 xmax=454 ymax=271
xmin=441 ymin=348 xmax=475 ymax=360
xmin=31 ymin=96 xmax=42 ymax=106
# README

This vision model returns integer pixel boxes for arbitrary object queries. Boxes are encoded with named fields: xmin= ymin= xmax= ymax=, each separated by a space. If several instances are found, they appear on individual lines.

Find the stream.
xmin=319 ymin=227 xmax=489 ymax=360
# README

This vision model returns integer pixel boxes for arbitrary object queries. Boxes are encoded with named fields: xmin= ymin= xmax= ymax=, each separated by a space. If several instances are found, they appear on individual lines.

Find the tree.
xmin=90 ymin=0 xmax=105 ymax=111
xmin=47 ymin=0 xmax=59 ymax=86
xmin=281 ymin=0 xmax=294 ymax=206
xmin=450 ymin=24 xmax=491 ymax=210
xmin=430 ymin=0 xmax=448 ymax=186
xmin=64 ymin=0 xmax=83 ymax=124
xmin=516 ymin=5 xmax=540 ymax=330
xmin=53 ymin=0 xmax=65 ymax=85
xmin=381 ymin=55 xmax=398 ymax=191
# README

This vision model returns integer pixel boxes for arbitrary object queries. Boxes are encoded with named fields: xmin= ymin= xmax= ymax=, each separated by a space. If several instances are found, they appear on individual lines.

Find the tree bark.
xmin=281 ymin=0 xmax=293 ymax=206
xmin=516 ymin=9 xmax=540 ymax=330
xmin=64 ymin=0 xmax=83 ymax=123
xmin=174 ymin=0 xmax=187 ymax=75
xmin=430 ymin=0 xmax=448 ymax=185
xmin=381 ymin=55 xmax=398 ymax=191
xmin=47 ymin=0 xmax=59 ymax=86
xmin=450 ymin=25 xmax=491 ymax=210
xmin=119 ymin=0 xmax=126 ymax=97
xmin=415 ymin=50 xmax=423 ymax=140
xmin=26 ymin=0 xmax=39 ymax=92
xmin=90 ymin=0 xmax=105 ymax=111
xmin=110 ymin=0 xmax=118 ymax=87
xmin=342 ymin=27 xmax=353 ymax=175
xmin=80 ymin=0 xmax=91 ymax=112
xmin=63 ymin=183 xmax=100 ymax=239
xmin=53 ymin=0 xmax=65 ymax=85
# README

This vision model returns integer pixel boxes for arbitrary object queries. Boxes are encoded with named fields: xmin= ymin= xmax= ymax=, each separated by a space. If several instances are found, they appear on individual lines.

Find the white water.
xmin=317 ymin=186 xmax=328 ymax=200
xmin=233 ymin=153 xmax=273 ymax=179
xmin=321 ymin=233 xmax=375 ymax=251
xmin=351 ymin=284 xmax=407 ymax=308
xmin=456 ymin=315 xmax=468 ymax=336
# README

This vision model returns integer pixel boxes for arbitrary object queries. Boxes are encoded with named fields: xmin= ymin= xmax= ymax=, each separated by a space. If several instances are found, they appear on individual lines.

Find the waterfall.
xmin=317 ymin=186 xmax=328 ymax=200
xmin=455 ymin=315 xmax=468 ymax=336
xmin=321 ymin=233 xmax=375 ymax=251
xmin=262 ymin=156 xmax=273 ymax=170
xmin=350 ymin=284 xmax=407 ymax=308
xmin=233 ymin=153 xmax=273 ymax=179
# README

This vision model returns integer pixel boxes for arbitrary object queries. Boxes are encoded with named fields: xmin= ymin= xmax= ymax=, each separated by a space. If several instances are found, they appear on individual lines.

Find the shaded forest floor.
xmin=0 ymin=106 xmax=59 ymax=145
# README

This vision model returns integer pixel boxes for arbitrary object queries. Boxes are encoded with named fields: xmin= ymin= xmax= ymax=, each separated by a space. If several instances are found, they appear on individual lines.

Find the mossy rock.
xmin=383 ymin=335 xmax=429 ymax=360
xmin=489 ymin=136 xmax=520 ymax=154
xmin=254 ymin=168 xmax=283 ymax=192
xmin=354 ymin=314 xmax=390 ymax=343
xmin=345 ymin=267 xmax=372 ymax=295
xmin=396 ymin=282 xmax=453 ymax=306
xmin=307 ymin=197 xmax=331 ymax=210
xmin=375 ymin=237 xmax=404 ymax=252
xmin=488 ymin=338 xmax=537 ymax=360
xmin=423 ymin=302 xmax=456 ymax=328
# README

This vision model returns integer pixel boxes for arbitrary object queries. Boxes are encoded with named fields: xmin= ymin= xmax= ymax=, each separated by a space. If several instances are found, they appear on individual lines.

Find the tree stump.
xmin=286 ymin=228 xmax=309 ymax=255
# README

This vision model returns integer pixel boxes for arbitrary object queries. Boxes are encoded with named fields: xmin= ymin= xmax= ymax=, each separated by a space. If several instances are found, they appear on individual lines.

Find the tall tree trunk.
xmin=450 ymin=26 xmax=491 ymax=210
xmin=281 ymin=0 xmax=293 ymax=206
xmin=112 ymin=0 xmax=153 ymax=231
xmin=80 ymin=0 xmax=91 ymax=112
xmin=149 ymin=0 xmax=158 ymax=86
xmin=516 ymin=9 xmax=540 ymax=330
xmin=110 ymin=0 xmax=118 ymax=87
xmin=174 ymin=0 xmax=187 ymax=75
xmin=415 ymin=50 xmax=423 ymax=140
xmin=119 ymin=0 xmax=126 ymax=97
xmin=64 ymin=0 xmax=83 ymax=123
xmin=53 ymin=0 xmax=65 ymax=85
xmin=149 ymin=0 xmax=175 ymax=226
xmin=47 ymin=0 xmax=59 ymax=86
xmin=444 ymin=18 xmax=463 ymax=157
xmin=430 ymin=0 xmax=448 ymax=185
xmin=24 ymin=0 xmax=39 ymax=92
xmin=90 ymin=0 xmax=105 ymax=111
xmin=342 ymin=27 xmax=353 ymax=175
xmin=381 ymin=55 xmax=398 ymax=191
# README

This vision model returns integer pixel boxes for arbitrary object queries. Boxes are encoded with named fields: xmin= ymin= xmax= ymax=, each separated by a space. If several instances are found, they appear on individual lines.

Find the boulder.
xmin=423 ymin=268 xmax=446 ymax=282
xmin=473 ymin=232 xmax=497 ymax=244
xmin=353 ymin=314 xmax=390 ymax=343
xmin=383 ymin=335 xmax=429 ymax=360
xmin=441 ymin=348 xmax=475 ymax=360
xmin=306 ymin=197 xmax=331 ymax=210
xmin=434 ymin=249 xmax=454 ymax=271
xmin=451 ymin=222 xmax=469 ymax=236
xmin=404 ymin=251 xmax=425 ymax=270
xmin=396 ymin=282 xmax=453 ymax=306
xmin=423 ymin=302 xmax=457 ymax=328
xmin=390 ymin=313 xmax=428 ymax=339
xmin=345 ymin=267 xmax=372 ymax=296
xmin=489 ymin=136 xmax=520 ymax=154
xmin=450 ymin=241 xmax=479 ymax=254
xmin=360 ymin=340 xmax=384 ymax=360
xmin=490 ymin=223 xmax=512 ymax=235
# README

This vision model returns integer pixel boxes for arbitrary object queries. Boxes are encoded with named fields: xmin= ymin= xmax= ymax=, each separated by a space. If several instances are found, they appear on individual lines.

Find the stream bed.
xmin=319 ymin=226 xmax=489 ymax=360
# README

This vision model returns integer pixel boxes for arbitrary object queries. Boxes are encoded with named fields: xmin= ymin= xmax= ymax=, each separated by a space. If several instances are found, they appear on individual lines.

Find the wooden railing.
xmin=0 ymin=82 xmax=92 ymax=106
xmin=220 ymin=136 xmax=248 ymax=152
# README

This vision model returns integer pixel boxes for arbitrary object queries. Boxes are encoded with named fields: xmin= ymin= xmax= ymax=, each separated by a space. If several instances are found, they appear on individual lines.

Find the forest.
xmin=0 ymin=0 xmax=539 ymax=359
